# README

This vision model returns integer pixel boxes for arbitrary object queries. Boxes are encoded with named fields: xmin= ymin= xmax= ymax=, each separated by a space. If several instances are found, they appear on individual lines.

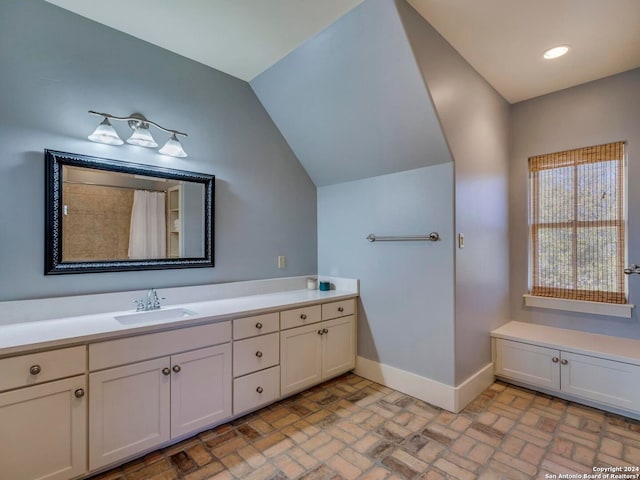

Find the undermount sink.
xmin=114 ymin=308 xmax=197 ymax=324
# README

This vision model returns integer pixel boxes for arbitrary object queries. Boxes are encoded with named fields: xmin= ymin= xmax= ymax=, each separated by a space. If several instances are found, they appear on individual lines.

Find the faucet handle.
xmin=134 ymin=299 xmax=145 ymax=311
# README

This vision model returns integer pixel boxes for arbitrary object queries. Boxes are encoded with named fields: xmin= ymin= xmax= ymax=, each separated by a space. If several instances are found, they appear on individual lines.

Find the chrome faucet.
xmin=134 ymin=289 xmax=164 ymax=311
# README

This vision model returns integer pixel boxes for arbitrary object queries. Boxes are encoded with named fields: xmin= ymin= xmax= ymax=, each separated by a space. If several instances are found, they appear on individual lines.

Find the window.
xmin=528 ymin=141 xmax=626 ymax=304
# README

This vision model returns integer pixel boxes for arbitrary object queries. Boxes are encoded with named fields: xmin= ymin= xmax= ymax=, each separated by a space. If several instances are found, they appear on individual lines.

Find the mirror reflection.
xmin=61 ymin=166 xmax=205 ymax=261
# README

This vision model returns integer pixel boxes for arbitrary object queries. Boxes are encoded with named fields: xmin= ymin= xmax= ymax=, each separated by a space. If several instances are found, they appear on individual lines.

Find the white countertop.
xmin=0 ymin=288 xmax=357 ymax=357
xmin=492 ymin=321 xmax=640 ymax=366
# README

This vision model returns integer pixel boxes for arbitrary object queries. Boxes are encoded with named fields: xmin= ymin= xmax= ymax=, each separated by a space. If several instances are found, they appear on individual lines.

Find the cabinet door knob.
xmin=255 ymin=322 xmax=263 ymax=329
xmin=162 ymin=367 xmax=171 ymax=376
xmin=29 ymin=365 xmax=41 ymax=375
xmin=256 ymin=386 xmax=264 ymax=394
xmin=172 ymin=365 xmax=181 ymax=373
xmin=74 ymin=388 xmax=85 ymax=398
xmin=338 ymin=307 xmax=344 ymax=312
xmin=255 ymin=351 xmax=263 ymax=358
xmin=323 ymin=328 xmax=329 ymax=334
xmin=552 ymin=357 xmax=559 ymax=363
xmin=317 ymin=329 xmax=324 ymax=335
xmin=300 ymin=314 xmax=307 ymax=320
xmin=561 ymin=359 xmax=568 ymax=365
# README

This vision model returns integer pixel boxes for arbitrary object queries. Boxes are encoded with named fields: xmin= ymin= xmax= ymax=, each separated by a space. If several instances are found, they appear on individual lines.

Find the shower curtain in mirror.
xmin=128 ymin=190 xmax=167 ymax=259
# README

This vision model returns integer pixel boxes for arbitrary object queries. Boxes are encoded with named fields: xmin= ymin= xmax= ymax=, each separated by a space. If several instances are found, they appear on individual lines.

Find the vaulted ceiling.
xmin=45 ymin=0 xmax=640 ymax=103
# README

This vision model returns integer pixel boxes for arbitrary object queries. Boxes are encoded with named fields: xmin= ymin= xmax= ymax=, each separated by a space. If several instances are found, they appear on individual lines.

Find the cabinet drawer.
xmin=281 ymin=305 xmax=321 ymax=330
xmin=233 ymin=366 xmax=280 ymax=414
xmin=0 ymin=346 xmax=86 ymax=392
xmin=233 ymin=333 xmax=279 ymax=377
xmin=322 ymin=299 xmax=355 ymax=320
xmin=233 ymin=312 xmax=279 ymax=340
xmin=90 ymin=322 xmax=231 ymax=371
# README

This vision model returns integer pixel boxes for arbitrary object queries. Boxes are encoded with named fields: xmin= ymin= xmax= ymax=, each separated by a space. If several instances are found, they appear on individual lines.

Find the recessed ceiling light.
xmin=543 ymin=45 xmax=570 ymax=59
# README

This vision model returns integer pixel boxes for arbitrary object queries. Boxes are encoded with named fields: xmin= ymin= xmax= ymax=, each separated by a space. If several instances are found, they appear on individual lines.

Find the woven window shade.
xmin=529 ymin=141 xmax=626 ymax=304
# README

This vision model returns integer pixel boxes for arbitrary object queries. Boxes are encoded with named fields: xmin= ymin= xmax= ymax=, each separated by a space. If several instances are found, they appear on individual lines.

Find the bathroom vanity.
xmin=0 ymin=277 xmax=358 ymax=480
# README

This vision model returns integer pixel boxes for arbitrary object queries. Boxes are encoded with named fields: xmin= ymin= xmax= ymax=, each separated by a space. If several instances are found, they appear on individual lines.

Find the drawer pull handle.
xmin=561 ymin=359 xmax=568 ymax=365
xmin=552 ymin=357 xmax=559 ymax=363
xmin=173 ymin=365 xmax=181 ymax=373
xmin=74 ymin=388 xmax=85 ymax=398
xmin=162 ymin=367 xmax=171 ymax=376
xmin=300 ymin=314 xmax=307 ymax=320
xmin=29 ymin=365 xmax=41 ymax=375
xmin=256 ymin=386 xmax=264 ymax=394
xmin=255 ymin=351 xmax=263 ymax=358
xmin=323 ymin=328 xmax=328 ymax=334
xmin=338 ymin=307 xmax=344 ymax=312
xmin=256 ymin=322 xmax=263 ymax=329
xmin=318 ymin=329 xmax=324 ymax=335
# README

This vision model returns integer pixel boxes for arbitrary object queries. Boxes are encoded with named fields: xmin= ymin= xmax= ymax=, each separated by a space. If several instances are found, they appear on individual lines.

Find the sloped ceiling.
xmin=250 ymin=0 xmax=452 ymax=187
xmin=44 ymin=0 xmax=364 ymax=82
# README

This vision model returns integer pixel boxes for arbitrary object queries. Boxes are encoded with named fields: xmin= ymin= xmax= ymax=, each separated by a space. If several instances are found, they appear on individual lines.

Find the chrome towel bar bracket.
xmin=366 ymin=232 xmax=440 ymax=242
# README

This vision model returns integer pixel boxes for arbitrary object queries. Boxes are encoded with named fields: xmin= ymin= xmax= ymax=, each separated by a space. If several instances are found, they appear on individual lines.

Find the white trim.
xmin=452 ymin=363 xmax=495 ymax=412
xmin=354 ymin=356 xmax=494 ymax=413
xmin=523 ymin=294 xmax=633 ymax=318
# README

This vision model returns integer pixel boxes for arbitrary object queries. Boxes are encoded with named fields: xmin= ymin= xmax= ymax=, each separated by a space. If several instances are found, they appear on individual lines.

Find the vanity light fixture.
xmin=88 ymin=111 xmax=188 ymax=158
xmin=543 ymin=45 xmax=570 ymax=59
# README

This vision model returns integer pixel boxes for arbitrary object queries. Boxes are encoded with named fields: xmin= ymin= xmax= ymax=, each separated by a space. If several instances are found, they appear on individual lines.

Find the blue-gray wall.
xmin=252 ymin=0 xmax=458 ymax=386
xmin=0 ymin=0 xmax=317 ymax=301
xmin=318 ymin=164 xmax=455 ymax=385
xmin=510 ymin=69 xmax=640 ymax=338
xmin=250 ymin=0 xmax=452 ymax=187
xmin=397 ymin=1 xmax=511 ymax=385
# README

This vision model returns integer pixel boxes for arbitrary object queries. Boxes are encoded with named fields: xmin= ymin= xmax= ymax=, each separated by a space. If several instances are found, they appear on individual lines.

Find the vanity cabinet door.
xmin=89 ymin=358 xmax=171 ymax=470
xmin=170 ymin=344 xmax=232 ymax=438
xmin=322 ymin=316 xmax=356 ymax=379
xmin=280 ymin=323 xmax=322 ymax=396
xmin=0 ymin=376 xmax=87 ymax=480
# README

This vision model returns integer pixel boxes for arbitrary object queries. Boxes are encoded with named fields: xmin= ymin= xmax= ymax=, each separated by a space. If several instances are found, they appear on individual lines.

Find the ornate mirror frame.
xmin=44 ymin=149 xmax=214 ymax=274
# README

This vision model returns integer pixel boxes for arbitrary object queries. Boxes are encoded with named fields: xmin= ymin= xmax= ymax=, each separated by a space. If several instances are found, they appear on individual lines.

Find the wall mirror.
xmin=45 ymin=150 xmax=214 ymax=274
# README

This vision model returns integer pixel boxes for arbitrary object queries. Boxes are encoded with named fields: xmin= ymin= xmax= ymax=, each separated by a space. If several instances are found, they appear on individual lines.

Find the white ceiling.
xmin=45 ymin=0 xmax=640 ymax=103
xmin=44 ymin=0 xmax=364 ymax=82
xmin=408 ymin=0 xmax=640 ymax=102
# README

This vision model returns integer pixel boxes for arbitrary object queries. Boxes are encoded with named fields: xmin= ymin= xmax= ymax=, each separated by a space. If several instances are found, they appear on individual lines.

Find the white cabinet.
xmin=89 ymin=324 xmax=232 ymax=471
xmin=280 ymin=323 xmax=323 ymax=395
xmin=90 ymin=344 xmax=232 ymax=470
xmin=0 ymin=376 xmax=87 ymax=480
xmin=89 ymin=358 xmax=170 ymax=470
xmin=232 ymin=313 xmax=281 ymax=415
xmin=0 ymin=346 xmax=87 ymax=480
xmin=171 ymin=344 xmax=232 ymax=437
xmin=494 ymin=339 xmax=560 ymax=390
xmin=322 ymin=316 xmax=356 ymax=379
xmin=560 ymin=351 xmax=640 ymax=412
xmin=493 ymin=329 xmax=640 ymax=416
xmin=280 ymin=307 xmax=355 ymax=396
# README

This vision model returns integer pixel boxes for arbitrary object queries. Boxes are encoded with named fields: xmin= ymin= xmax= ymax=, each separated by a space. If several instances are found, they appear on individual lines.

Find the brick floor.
xmin=90 ymin=374 xmax=640 ymax=480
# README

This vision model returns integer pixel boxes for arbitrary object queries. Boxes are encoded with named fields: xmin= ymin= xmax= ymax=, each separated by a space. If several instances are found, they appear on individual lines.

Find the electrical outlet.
xmin=278 ymin=256 xmax=285 ymax=269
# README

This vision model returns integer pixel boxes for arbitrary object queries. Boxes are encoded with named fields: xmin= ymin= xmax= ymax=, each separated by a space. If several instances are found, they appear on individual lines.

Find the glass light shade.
xmin=126 ymin=125 xmax=158 ymax=148
xmin=159 ymin=133 xmax=188 ymax=158
xmin=88 ymin=118 xmax=123 ymax=145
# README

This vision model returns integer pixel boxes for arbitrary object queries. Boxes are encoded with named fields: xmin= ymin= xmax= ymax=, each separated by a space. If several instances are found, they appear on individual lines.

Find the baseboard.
xmin=453 ymin=363 xmax=495 ymax=412
xmin=354 ymin=356 xmax=494 ymax=413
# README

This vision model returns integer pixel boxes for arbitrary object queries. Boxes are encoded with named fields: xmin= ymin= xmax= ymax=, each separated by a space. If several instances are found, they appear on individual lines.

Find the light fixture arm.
xmin=88 ymin=110 xmax=188 ymax=137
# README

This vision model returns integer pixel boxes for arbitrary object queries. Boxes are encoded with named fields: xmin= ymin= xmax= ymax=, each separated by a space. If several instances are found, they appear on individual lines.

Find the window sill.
xmin=523 ymin=294 xmax=634 ymax=318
